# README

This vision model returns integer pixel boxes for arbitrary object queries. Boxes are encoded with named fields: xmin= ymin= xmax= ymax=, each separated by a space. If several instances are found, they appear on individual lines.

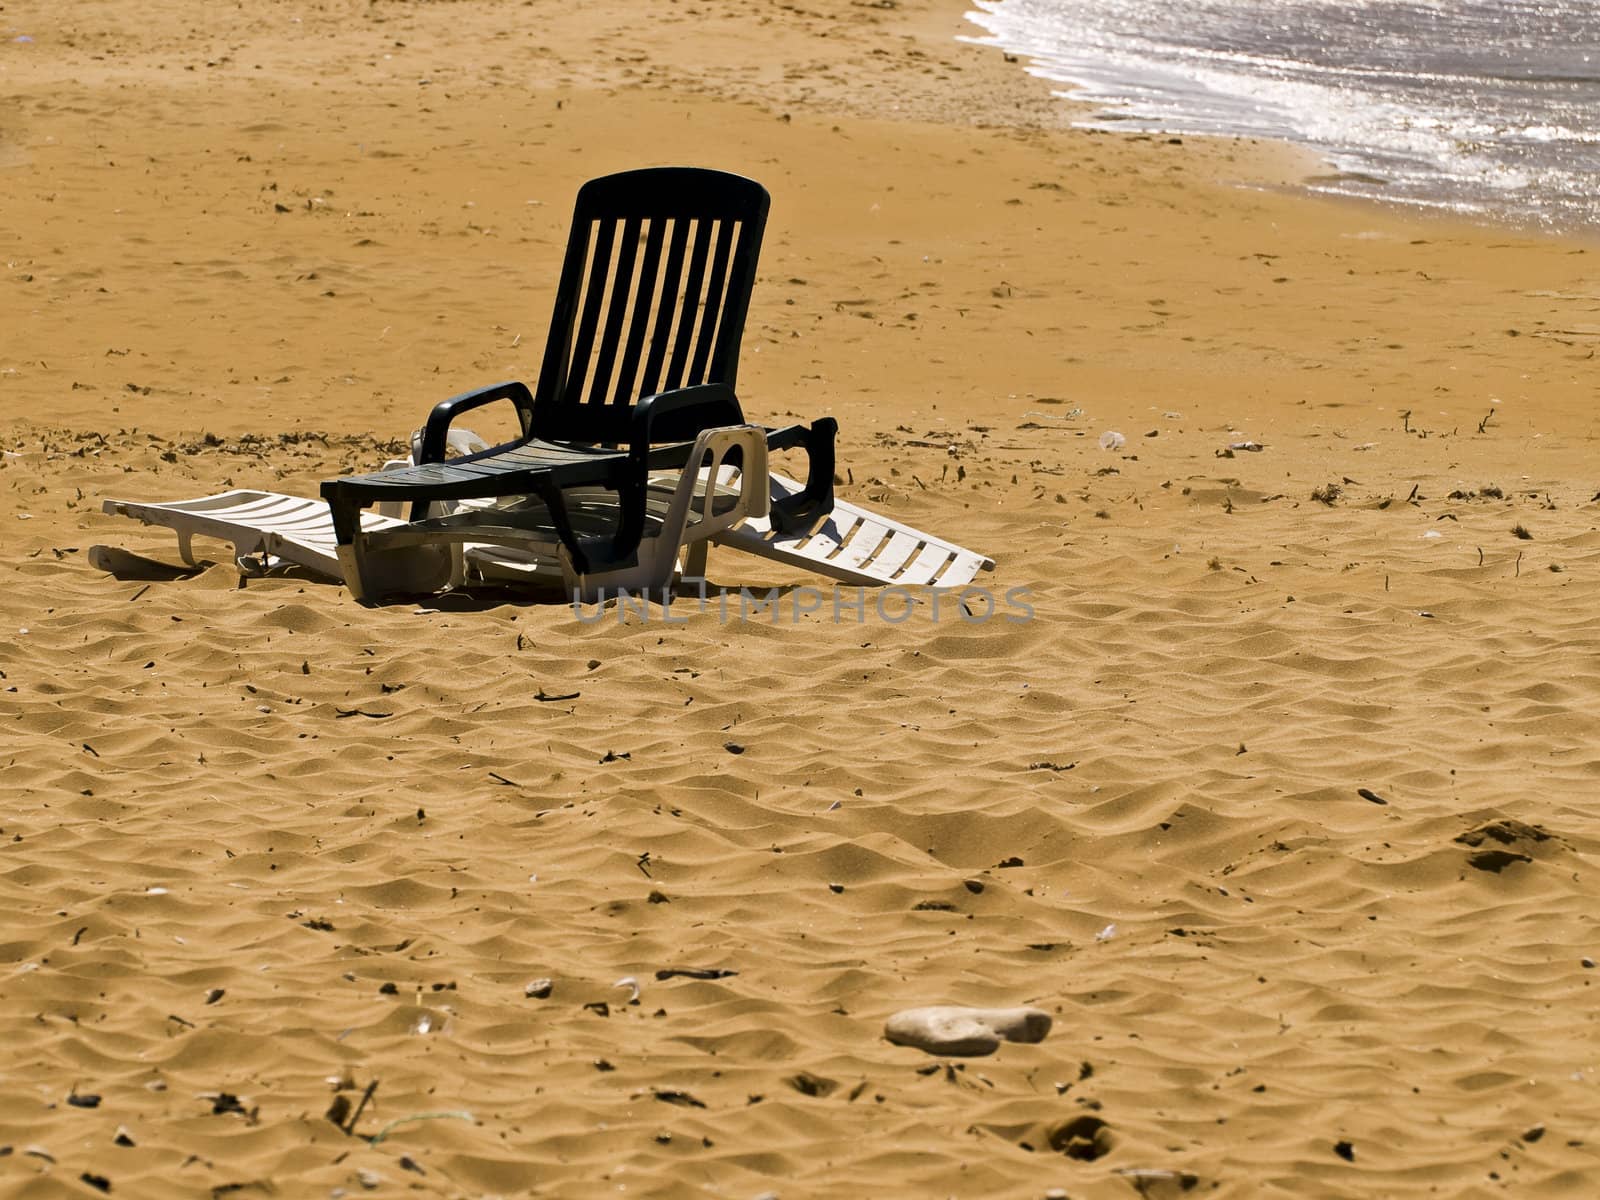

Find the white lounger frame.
xmin=99 ymin=430 xmax=994 ymax=598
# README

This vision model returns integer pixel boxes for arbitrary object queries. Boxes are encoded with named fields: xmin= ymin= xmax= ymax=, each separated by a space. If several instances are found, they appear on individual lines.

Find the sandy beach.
xmin=5 ymin=1 xmax=1600 ymax=1196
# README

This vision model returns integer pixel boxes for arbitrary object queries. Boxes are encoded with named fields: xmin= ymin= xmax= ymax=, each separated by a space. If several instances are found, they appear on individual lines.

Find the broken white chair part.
xmin=700 ymin=471 xmax=995 ymax=587
xmin=96 ymin=490 xmax=449 ymax=595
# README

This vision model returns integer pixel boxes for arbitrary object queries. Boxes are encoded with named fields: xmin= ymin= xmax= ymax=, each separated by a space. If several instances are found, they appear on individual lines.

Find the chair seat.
xmin=329 ymin=438 xmax=633 ymax=501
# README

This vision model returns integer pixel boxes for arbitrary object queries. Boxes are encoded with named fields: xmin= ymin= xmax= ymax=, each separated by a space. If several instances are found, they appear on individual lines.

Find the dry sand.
xmin=5 ymin=0 xmax=1600 ymax=1196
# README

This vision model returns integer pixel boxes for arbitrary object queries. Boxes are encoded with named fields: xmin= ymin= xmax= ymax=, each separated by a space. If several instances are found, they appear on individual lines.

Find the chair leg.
xmin=683 ymin=540 xmax=709 ymax=579
xmin=336 ymin=543 xmax=373 ymax=604
xmin=562 ymin=537 xmax=680 ymax=606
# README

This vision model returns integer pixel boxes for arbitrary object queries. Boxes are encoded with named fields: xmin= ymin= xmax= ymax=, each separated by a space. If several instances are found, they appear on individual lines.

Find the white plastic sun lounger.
xmin=99 ymin=490 xmax=401 ymax=578
xmin=96 ymin=489 xmax=474 ymax=597
xmin=100 ymin=426 xmax=772 ymax=600
xmin=101 ymin=471 xmax=994 ymax=595
xmin=99 ymin=424 xmax=993 ymax=596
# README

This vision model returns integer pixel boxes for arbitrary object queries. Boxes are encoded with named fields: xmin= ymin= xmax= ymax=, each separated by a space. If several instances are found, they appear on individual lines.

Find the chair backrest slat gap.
xmin=562 ymin=218 xmax=615 ymax=410
xmin=586 ymin=215 xmax=642 ymax=410
xmin=689 ymin=219 xmax=737 ymax=385
xmin=613 ymin=217 xmax=667 ymax=405
xmin=664 ymin=218 xmax=714 ymax=392
xmin=710 ymin=218 xmax=761 ymax=390
xmin=639 ymin=217 xmax=692 ymax=397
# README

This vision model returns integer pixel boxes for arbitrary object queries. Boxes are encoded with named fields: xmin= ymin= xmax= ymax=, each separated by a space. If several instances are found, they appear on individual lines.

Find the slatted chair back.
xmin=527 ymin=167 xmax=770 ymax=447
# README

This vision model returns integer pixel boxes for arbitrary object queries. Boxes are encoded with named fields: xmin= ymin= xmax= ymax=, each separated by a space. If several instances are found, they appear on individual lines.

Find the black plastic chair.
xmin=320 ymin=166 xmax=835 ymax=599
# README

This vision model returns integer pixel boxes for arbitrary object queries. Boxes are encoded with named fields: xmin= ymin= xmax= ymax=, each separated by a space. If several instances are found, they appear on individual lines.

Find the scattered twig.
xmin=367 ymin=1111 xmax=474 ymax=1146
xmin=344 ymin=1079 xmax=378 ymax=1136
xmin=654 ymin=967 xmax=739 ymax=981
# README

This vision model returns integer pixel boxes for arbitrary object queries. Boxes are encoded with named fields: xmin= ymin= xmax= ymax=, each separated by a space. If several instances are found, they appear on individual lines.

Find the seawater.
xmin=964 ymin=0 xmax=1600 ymax=234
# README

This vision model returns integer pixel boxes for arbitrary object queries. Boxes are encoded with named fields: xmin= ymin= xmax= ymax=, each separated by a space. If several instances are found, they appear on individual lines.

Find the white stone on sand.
xmin=883 ymin=1005 xmax=1051 ymax=1056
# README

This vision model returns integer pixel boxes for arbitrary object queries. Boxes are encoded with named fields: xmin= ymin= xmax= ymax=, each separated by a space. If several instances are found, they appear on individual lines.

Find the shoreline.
xmin=951 ymin=0 xmax=1600 ymax=243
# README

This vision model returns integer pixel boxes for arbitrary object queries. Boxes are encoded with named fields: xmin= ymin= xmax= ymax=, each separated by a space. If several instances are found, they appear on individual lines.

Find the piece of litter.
xmin=884 ymin=1005 xmax=1051 ymax=1056
xmin=1422 ymin=530 xmax=1443 ymax=539
xmin=1095 ymin=923 xmax=1116 ymax=941
xmin=1098 ymin=430 xmax=1125 ymax=451
xmin=614 ymin=976 xmax=641 ymax=1003
xmin=146 ymin=886 xmax=169 ymax=895
xmin=1227 ymin=441 xmax=1265 ymax=452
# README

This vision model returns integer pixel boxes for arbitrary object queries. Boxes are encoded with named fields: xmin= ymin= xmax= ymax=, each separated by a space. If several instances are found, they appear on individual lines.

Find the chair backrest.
xmin=529 ymin=167 xmax=770 ymax=446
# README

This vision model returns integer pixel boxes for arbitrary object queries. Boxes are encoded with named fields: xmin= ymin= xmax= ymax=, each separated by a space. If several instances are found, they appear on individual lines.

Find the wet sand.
xmin=4 ymin=1 xmax=1600 ymax=1196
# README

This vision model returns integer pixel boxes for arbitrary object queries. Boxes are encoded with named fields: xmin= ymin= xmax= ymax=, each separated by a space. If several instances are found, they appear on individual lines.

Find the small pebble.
xmin=525 ymin=978 xmax=553 ymax=999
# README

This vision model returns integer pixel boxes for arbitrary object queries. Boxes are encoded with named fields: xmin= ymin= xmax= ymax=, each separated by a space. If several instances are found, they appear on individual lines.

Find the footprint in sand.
xmin=1455 ymin=818 xmax=1561 ymax=873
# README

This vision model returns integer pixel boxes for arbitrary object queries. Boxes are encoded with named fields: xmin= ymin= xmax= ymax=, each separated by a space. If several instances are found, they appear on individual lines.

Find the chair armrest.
xmin=629 ymin=383 xmax=746 ymax=463
xmin=416 ymin=380 xmax=534 ymax=464
xmin=764 ymin=416 xmax=837 ymax=532
xmin=659 ymin=423 xmax=770 ymax=536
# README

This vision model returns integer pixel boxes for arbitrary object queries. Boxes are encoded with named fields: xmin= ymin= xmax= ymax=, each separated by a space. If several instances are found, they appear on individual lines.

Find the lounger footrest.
xmin=712 ymin=473 xmax=995 ymax=588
